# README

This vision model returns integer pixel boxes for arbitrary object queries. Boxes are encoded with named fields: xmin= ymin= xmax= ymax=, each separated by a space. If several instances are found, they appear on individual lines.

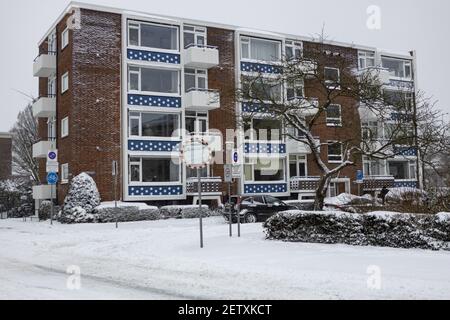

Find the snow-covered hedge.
xmin=0 ymin=178 xmax=34 ymax=218
xmin=264 ymin=210 xmax=450 ymax=251
xmin=94 ymin=202 xmax=160 ymax=223
xmin=160 ymin=205 xmax=210 ymax=219
xmin=60 ymin=173 xmax=100 ymax=223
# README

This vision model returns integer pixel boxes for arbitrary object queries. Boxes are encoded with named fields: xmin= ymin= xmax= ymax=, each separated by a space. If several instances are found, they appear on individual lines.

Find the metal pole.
xmin=50 ymin=184 xmax=54 ymax=226
xmin=114 ymin=168 xmax=118 ymax=229
xmin=237 ymin=195 xmax=241 ymax=238
xmin=228 ymin=182 xmax=232 ymax=237
xmin=198 ymin=168 xmax=204 ymax=248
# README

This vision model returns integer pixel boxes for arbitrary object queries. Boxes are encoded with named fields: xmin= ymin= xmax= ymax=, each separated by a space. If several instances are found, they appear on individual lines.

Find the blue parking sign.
xmin=356 ymin=170 xmax=364 ymax=182
xmin=47 ymin=172 xmax=59 ymax=185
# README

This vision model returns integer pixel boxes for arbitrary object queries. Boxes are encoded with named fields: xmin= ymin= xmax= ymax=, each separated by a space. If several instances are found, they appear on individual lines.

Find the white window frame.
xmin=240 ymin=36 xmax=282 ymax=62
xmin=183 ymin=25 xmax=207 ymax=48
xmin=285 ymin=40 xmax=303 ymax=61
xmin=61 ymin=72 xmax=69 ymax=94
xmin=47 ymin=76 xmax=56 ymax=97
xmin=326 ymin=104 xmax=342 ymax=127
xmin=286 ymin=79 xmax=305 ymax=101
xmin=48 ymin=30 xmax=57 ymax=53
xmin=324 ymin=67 xmax=341 ymax=89
xmin=61 ymin=117 xmax=69 ymax=138
xmin=47 ymin=117 xmax=56 ymax=141
xmin=128 ymin=156 xmax=182 ymax=185
xmin=381 ymin=57 xmax=412 ymax=80
xmin=128 ymin=111 xmax=181 ymax=139
xmin=61 ymin=164 xmax=69 ymax=184
xmin=327 ymin=141 xmax=343 ymax=163
xmin=244 ymin=117 xmax=283 ymax=142
xmin=289 ymin=155 xmax=308 ymax=178
xmin=128 ymin=65 xmax=180 ymax=96
xmin=358 ymin=51 xmax=376 ymax=70
xmin=185 ymin=111 xmax=209 ymax=135
xmin=184 ymin=69 xmax=208 ymax=92
xmin=244 ymin=157 xmax=286 ymax=183
xmin=127 ymin=20 xmax=179 ymax=52
xmin=61 ymin=27 xmax=69 ymax=50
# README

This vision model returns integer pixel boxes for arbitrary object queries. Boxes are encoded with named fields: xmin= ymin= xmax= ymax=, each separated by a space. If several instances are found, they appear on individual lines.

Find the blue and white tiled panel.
xmin=129 ymin=186 xmax=183 ymax=197
xmin=242 ymin=102 xmax=269 ymax=113
xmin=128 ymin=94 xmax=182 ymax=108
xmin=394 ymin=181 xmax=417 ymax=188
xmin=244 ymin=184 xmax=288 ymax=194
xmin=391 ymin=112 xmax=413 ymax=122
xmin=244 ymin=143 xmax=286 ymax=154
xmin=394 ymin=146 xmax=417 ymax=157
xmin=388 ymin=79 xmax=414 ymax=90
xmin=127 ymin=49 xmax=180 ymax=64
xmin=241 ymin=61 xmax=282 ymax=74
xmin=128 ymin=140 xmax=181 ymax=152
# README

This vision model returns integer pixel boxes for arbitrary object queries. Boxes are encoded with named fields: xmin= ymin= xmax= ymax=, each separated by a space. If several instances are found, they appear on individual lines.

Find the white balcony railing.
xmin=184 ymin=44 xmax=219 ymax=69
xmin=32 ymin=95 xmax=56 ymax=118
xmin=357 ymin=66 xmax=390 ymax=85
xmin=33 ymin=140 xmax=56 ymax=158
xmin=185 ymin=88 xmax=220 ymax=111
xmin=33 ymin=52 xmax=56 ymax=78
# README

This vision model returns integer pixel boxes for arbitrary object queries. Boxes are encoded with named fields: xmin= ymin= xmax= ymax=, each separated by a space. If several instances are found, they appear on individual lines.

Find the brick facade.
xmin=0 ymin=134 xmax=12 ymax=180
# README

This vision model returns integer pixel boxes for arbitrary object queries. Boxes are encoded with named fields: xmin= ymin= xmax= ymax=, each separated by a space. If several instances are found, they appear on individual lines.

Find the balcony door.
xmin=185 ymin=111 xmax=208 ymax=135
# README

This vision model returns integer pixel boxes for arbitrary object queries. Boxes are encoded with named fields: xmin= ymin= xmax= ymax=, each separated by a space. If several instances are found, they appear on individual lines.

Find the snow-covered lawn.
xmin=1 ymin=217 xmax=450 ymax=300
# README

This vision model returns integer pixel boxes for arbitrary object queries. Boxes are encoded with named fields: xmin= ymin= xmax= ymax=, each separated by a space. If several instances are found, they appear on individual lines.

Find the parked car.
xmin=222 ymin=195 xmax=298 ymax=223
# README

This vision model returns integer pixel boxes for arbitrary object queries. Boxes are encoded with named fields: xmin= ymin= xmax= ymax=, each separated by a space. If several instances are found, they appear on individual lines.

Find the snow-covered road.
xmin=1 ymin=217 xmax=449 ymax=300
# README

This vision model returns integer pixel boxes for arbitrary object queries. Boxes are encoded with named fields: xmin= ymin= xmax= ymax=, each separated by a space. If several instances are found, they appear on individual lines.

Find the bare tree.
xmin=235 ymin=33 xmax=420 ymax=210
xmin=10 ymin=104 xmax=40 ymax=182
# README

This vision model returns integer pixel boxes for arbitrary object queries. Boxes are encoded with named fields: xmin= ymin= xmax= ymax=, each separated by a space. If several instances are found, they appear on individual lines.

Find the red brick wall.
xmin=0 ymin=136 xmax=12 ymax=180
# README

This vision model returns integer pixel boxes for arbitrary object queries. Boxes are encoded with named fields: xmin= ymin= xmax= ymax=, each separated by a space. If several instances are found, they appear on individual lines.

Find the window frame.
xmin=183 ymin=25 xmax=207 ymax=48
xmin=358 ymin=50 xmax=376 ymax=70
xmin=327 ymin=141 xmax=343 ymax=163
xmin=184 ymin=68 xmax=208 ymax=92
xmin=240 ymin=36 xmax=282 ymax=62
xmin=61 ymin=72 xmax=69 ymax=94
xmin=61 ymin=27 xmax=69 ymax=50
xmin=285 ymin=40 xmax=303 ymax=61
xmin=61 ymin=163 xmax=69 ymax=184
xmin=324 ymin=67 xmax=341 ymax=89
xmin=128 ymin=111 xmax=181 ymax=139
xmin=289 ymin=155 xmax=307 ymax=178
xmin=128 ymin=65 xmax=181 ymax=96
xmin=381 ymin=57 xmax=412 ymax=80
xmin=127 ymin=20 xmax=180 ymax=52
xmin=244 ymin=117 xmax=283 ymax=142
xmin=243 ymin=157 xmax=286 ymax=183
xmin=326 ymin=104 xmax=342 ymax=127
xmin=61 ymin=116 xmax=69 ymax=138
xmin=128 ymin=156 xmax=182 ymax=185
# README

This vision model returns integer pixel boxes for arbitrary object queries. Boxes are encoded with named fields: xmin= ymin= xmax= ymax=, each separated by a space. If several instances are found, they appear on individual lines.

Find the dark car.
xmin=223 ymin=195 xmax=298 ymax=223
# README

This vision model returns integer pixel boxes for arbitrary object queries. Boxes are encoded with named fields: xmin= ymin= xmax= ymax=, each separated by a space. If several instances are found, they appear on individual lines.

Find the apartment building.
xmin=31 ymin=2 xmax=420 ymax=206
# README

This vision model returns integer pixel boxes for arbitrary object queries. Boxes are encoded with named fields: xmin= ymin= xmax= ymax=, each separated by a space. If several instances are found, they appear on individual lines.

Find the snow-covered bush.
xmin=38 ymin=200 xmax=53 ymax=221
xmin=0 ymin=178 xmax=33 ymax=218
xmin=160 ymin=205 xmax=210 ymax=219
xmin=94 ymin=202 xmax=160 ymax=223
xmin=59 ymin=206 xmax=97 ymax=224
xmin=60 ymin=173 xmax=100 ymax=223
xmin=264 ymin=210 xmax=450 ymax=251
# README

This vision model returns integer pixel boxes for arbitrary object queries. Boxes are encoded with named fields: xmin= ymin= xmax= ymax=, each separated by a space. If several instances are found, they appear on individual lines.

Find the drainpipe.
xmin=411 ymin=50 xmax=423 ymax=190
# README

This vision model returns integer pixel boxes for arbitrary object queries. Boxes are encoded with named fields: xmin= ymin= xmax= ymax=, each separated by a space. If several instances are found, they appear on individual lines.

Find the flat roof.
xmin=38 ymin=1 xmax=414 ymax=60
xmin=0 ymin=132 xmax=12 ymax=139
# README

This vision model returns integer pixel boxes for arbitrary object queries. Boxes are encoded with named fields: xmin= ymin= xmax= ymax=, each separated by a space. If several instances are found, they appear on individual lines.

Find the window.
xmin=381 ymin=57 xmax=412 ymax=79
xmin=242 ymin=76 xmax=282 ymax=101
xmin=358 ymin=51 xmax=375 ymax=69
xmin=328 ymin=141 xmax=342 ymax=163
xmin=47 ymin=77 xmax=56 ymax=97
xmin=61 ymin=72 xmax=69 ymax=93
xmin=47 ymin=117 xmax=56 ymax=141
xmin=245 ymin=118 xmax=282 ymax=141
xmin=362 ymin=121 xmax=379 ymax=141
xmin=128 ymin=112 xmax=179 ymax=138
xmin=129 ymin=157 xmax=180 ymax=183
xmin=388 ymin=161 xmax=412 ymax=180
xmin=326 ymin=104 xmax=342 ymax=126
xmin=384 ymin=90 xmax=414 ymax=109
xmin=61 ymin=28 xmax=69 ymax=50
xmin=183 ymin=25 xmax=206 ymax=48
xmin=324 ymin=67 xmax=340 ymax=87
xmin=186 ymin=166 xmax=208 ymax=179
xmin=61 ymin=164 xmax=69 ymax=184
xmin=285 ymin=40 xmax=303 ymax=61
xmin=289 ymin=155 xmax=307 ymax=178
xmin=244 ymin=158 xmax=285 ymax=182
xmin=48 ymin=30 xmax=57 ymax=53
xmin=128 ymin=66 xmax=180 ymax=94
xmin=286 ymin=80 xmax=305 ymax=100
xmin=363 ymin=157 xmax=386 ymax=176
xmin=128 ymin=21 xmax=179 ymax=51
xmin=61 ymin=117 xmax=69 ymax=138
xmin=241 ymin=36 xmax=281 ymax=62
xmin=185 ymin=111 xmax=208 ymax=134
xmin=184 ymin=69 xmax=207 ymax=92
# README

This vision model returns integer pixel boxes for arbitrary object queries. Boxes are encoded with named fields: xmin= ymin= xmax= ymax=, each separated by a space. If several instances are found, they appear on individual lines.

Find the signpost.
xmin=46 ymin=150 xmax=59 ymax=225
xmin=356 ymin=170 xmax=364 ymax=196
xmin=224 ymin=164 xmax=233 ymax=237
xmin=232 ymin=149 xmax=242 ymax=237
xmin=112 ymin=161 xmax=119 ymax=229
xmin=47 ymin=172 xmax=58 ymax=225
xmin=181 ymin=138 xmax=212 ymax=249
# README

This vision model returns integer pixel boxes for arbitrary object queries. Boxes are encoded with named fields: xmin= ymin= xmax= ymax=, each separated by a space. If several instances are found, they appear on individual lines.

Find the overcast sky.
xmin=0 ymin=0 xmax=449 ymax=132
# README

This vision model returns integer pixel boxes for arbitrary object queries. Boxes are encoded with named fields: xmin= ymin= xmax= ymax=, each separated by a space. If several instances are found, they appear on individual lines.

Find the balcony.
xmin=33 ymin=140 xmax=56 ymax=158
xmin=290 ymin=177 xmax=320 ymax=193
xmin=184 ymin=44 xmax=219 ymax=69
xmin=185 ymin=88 xmax=220 ymax=111
xmin=358 ymin=67 xmax=390 ymax=85
xmin=362 ymin=176 xmax=395 ymax=191
xmin=33 ymin=52 xmax=56 ymax=78
xmin=186 ymin=177 xmax=222 ymax=195
xmin=32 ymin=185 xmax=53 ymax=200
xmin=32 ymin=95 xmax=56 ymax=118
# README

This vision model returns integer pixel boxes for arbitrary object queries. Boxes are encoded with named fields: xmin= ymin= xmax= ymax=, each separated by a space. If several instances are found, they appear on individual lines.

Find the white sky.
xmin=0 ymin=0 xmax=449 ymax=132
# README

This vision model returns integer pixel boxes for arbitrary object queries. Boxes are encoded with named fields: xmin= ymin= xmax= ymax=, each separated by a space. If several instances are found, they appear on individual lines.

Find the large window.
xmin=129 ymin=112 xmax=179 ymax=138
xmin=326 ymin=104 xmax=342 ymax=126
xmin=328 ymin=141 xmax=342 ymax=163
xmin=128 ymin=66 xmax=180 ymax=94
xmin=245 ymin=118 xmax=282 ymax=141
xmin=388 ymin=161 xmax=416 ymax=180
xmin=242 ymin=76 xmax=282 ymax=101
xmin=129 ymin=157 xmax=180 ymax=183
xmin=383 ymin=90 xmax=414 ymax=109
xmin=241 ymin=37 xmax=281 ymax=62
xmin=362 ymin=121 xmax=379 ymax=141
xmin=128 ymin=21 xmax=178 ymax=51
xmin=358 ymin=51 xmax=375 ymax=69
xmin=183 ymin=25 xmax=206 ymax=48
xmin=244 ymin=158 xmax=285 ymax=182
xmin=185 ymin=69 xmax=207 ymax=92
xmin=363 ymin=157 xmax=386 ymax=176
xmin=381 ymin=57 xmax=412 ymax=79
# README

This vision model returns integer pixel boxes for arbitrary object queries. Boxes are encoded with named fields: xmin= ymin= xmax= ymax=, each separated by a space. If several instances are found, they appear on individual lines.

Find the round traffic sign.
xmin=47 ymin=172 xmax=59 ymax=185
xmin=48 ymin=151 xmax=57 ymax=160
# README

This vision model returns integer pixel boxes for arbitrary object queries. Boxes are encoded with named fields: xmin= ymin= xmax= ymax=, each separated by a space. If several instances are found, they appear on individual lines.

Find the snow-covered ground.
xmin=1 ymin=217 xmax=450 ymax=300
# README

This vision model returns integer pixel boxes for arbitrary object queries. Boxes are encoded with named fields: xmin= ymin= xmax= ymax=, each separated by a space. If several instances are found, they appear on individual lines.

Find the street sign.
xmin=47 ymin=150 xmax=58 ymax=163
xmin=232 ymin=165 xmax=242 ymax=178
xmin=224 ymin=164 xmax=233 ymax=183
xmin=356 ymin=170 xmax=364 ymax=183
xmin=46 ymin=163 xmax=59 ymax=173
xmin=232 ymin=149 xmax=240 ymax=165
xmin=47 ymin=172 xmax=59 ymax=185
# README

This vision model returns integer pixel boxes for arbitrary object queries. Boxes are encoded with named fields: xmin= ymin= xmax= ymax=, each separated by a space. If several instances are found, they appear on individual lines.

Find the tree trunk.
xmin=314 ymin=175 xmax=331 ymax=211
